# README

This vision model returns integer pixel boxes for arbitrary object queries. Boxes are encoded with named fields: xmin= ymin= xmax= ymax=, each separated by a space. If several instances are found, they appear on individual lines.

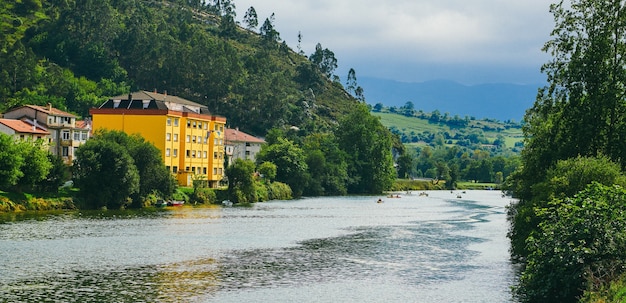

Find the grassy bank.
xmin=0 ymin=188 xmax=77 ymax=212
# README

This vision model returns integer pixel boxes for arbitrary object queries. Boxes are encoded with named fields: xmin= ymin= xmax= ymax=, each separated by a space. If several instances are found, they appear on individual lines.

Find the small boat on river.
xmin=167 ymin=200 xmax=185 ymax=206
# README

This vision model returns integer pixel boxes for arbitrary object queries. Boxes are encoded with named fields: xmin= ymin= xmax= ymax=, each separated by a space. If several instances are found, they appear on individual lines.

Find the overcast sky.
xmin=234 ymin=0 xmax=555 ymax=85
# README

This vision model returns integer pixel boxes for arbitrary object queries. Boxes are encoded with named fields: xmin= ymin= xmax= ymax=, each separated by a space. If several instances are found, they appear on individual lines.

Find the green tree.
xmin=225 ymin=158 xmax=256 ymax=203
xmin=302 ymin=132 xmax=348 ymax=196
xmin=89 ymin=130 xmax=175 ymax=206
xmin=37 ymin=154 xmax=68 ymax=193
xmin=243 ymin=6 xmax=258 ymax=30
xmin=74 ymin=139 xmax=139 ymax=209
xmin=257 ymin=161 xmax=277 ymax=183
xmin=259 ymin=13 xmax=280 ymax=43
xmin=509 ymin=0 xmax=626 ymax=257
xmin=0 ymin=133 xmax=24 ymax=189
xmin=309 ymin=43 xmax=338 ymax=78
xmin=256 ymin=137 xmax=309 ymax=197
xmin=396 ymin=152 xmax=415 ymax=179
xmin=335 ymin=104 xmax=395 ymax=194
xmin=15 ymin=140 xmax=52 ymax=192
xmin=516 ymin=182 xmax=626 ymax=303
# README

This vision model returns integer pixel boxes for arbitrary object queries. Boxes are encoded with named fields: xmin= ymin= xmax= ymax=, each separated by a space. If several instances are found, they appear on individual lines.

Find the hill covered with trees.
xmin=0 ymin=0 xmax=361 ymax=137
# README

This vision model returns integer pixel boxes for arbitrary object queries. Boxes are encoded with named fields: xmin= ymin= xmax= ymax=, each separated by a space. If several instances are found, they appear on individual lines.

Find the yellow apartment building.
xmin=89 ymin=91 xmax=226 ymax=187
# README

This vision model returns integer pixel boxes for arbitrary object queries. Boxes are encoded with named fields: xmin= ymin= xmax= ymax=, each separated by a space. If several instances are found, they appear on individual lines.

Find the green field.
xmin=372 ymin=112 xmax=524 ymax=152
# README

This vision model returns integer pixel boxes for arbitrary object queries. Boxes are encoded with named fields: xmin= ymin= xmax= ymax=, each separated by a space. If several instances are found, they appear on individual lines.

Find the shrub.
xmin=516 ymin=183 xmax=626 ymax=302
xmin=192 ymin=188 xmax=216 ymax=204
xmin=268 ymin=182 xmax=292 ymax=200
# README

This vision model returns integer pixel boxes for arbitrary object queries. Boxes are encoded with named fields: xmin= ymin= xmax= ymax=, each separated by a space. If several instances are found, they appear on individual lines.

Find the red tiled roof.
xmin=75 ymin=120 xmax=91 ymax=130
xmin=224 ymin=128 xmax=265 ymax=144
xmin=0 ymin=119 xmax=49 ymax=135
xmin=22 ymin=105 xmax=77 ymax=118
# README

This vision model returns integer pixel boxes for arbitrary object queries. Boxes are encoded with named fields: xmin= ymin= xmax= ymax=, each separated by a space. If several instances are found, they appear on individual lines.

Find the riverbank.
xmin=0 ymin=189 xmax=76 ymax=212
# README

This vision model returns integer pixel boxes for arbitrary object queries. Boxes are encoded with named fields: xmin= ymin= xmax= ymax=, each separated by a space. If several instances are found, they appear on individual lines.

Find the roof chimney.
xmin=47 ymin=103 xmax=52 ymax=112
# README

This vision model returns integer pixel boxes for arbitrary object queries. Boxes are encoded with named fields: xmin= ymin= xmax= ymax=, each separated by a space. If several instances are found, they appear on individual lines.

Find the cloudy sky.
xmin=234 ymin=0 xmax=555 ymax=85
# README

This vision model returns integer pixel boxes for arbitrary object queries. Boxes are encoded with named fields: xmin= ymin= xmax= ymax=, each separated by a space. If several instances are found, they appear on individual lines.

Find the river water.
xmin=0 ymin=190 xmax=515 ymax=302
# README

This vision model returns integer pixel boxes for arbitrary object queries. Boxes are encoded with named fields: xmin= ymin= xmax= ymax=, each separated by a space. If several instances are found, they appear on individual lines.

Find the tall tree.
xmin=0 ymin=133 xmax=24 ymax=190
xmin=508 ymin=0 xmax=626 ymax=259
xmin=309 ymin=43 xmax=338 ymax=78
xmin=256 ymin=137 xmax=309 ymax=197
xmin=335 ymin=103 xmax=395 ymax=194
xmin=259 ymin=13 xmax=280 ymax=43
xmin=74 ymin=138 xmax=140 ymax=209
xmin=243 ymin=6 xmax=258 ymax=31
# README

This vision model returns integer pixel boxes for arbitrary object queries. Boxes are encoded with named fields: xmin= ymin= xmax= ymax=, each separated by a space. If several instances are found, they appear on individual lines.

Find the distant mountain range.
xmin=359 ymin=77 xmax=543 ymax=121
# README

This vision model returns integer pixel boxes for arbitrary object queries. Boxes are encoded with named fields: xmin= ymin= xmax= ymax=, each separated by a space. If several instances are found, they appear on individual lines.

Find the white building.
xmin=2 ymin=104 xmax=90 ymax=164
xmin=224 ymin=128 xmax=265 ymax=165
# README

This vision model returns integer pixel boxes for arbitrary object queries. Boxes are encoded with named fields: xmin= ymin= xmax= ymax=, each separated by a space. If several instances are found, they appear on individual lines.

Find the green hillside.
xmin=0 ymin=0 xmax=358 ymax=137
xmin=372 ymin=107 xmax=524 ymax=155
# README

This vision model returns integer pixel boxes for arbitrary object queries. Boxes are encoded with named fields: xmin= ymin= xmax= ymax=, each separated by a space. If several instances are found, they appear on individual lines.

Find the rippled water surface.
xmin=0 ymin=191 xmax=515 ymax=302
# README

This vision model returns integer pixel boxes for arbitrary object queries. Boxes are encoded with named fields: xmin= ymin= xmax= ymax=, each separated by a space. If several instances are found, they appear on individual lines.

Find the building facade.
xmin=0 ymin=118 xmax=50 ymax=142
xmin=2 ymin=104 xmax=90 ymax=164
xmin=90 ymin=91 xmax=226 ymax=187
xmin=224 ymin=128 xmax=265 ymax=166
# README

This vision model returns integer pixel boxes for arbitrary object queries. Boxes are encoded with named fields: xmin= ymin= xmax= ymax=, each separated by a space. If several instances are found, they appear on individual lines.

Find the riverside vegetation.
xmin=505 ymin=1 xmax=626 ymax=302
xmin=6 ymin=1 xmax=626 ymax=302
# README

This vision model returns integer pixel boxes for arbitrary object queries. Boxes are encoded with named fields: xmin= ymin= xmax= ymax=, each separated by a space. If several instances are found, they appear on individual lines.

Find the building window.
xmin=173 ymin=149 xmax=178 ymax=157
xmin=187 ymin=120 xmax=191 ymax=128
xmin=186 ymin=150 xmax=190 ymax=158
xmin=192 ymin=136 xmax=196 ymax=143
xmin=193 ymin=121 xmax=197 ymax=128
xmin=214 ymin=152 xmax=217 ymax=159
xmin=191 ymin=167 xmax=195 ymax=173
xmin=203 ymin=167 xmax=207 ymax=174
xmin=166 ymin=148 xmax=171 ymax=157
xmin=186 ymin=167 xmax=190 ymax=172
xmin=62 ymin=130 xmax=70 ymax=140
xmin=174 ymin=118 xmax=179 ymax=126
xmin=213 ymin=168 xmax=217 ymax=175
xmin=167 ymin=118 xmax=172 ymax=126
xmin=203 ymin=151 xmax=207 ymax=158
xmin=166 ymin=133 xmax=171 ymax=141
xmin=186 ymin=135 xmax=190 ymax=143
xmin=192 ymin=150 xmax=196 ymax=158
xmin=74 ymin=131 xmax=80 ymax=141
xmin=218 ymin=168 xmax=223 ymax=175
xmin=173 ymin=166 xmax=178 ymax=173
xmin=204 ymin=122 xmax=208 ymax=130
xmin=166 ymin=166 xmax=170 ymax=172
xmin=62 ymin=146 xmax=69 ymax=156
xmin=81 ymin=131 xmax=88 ymax=141
xmin=173 ymin=134 xmax=178 ymax=142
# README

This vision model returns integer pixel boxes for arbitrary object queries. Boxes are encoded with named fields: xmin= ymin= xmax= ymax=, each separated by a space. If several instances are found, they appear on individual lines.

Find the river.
xmin=0 ymin=190 xmax=516 ymax=302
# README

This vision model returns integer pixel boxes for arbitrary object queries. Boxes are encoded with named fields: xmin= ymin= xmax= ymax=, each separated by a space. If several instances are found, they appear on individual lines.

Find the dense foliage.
xmin=517 ymin=182 xmax=626 ymax=302
xmin=73 ymin=130 xmax=175 ymax=209
xmin=507 ymin=1 xmax=626 ymax=302
xmin=0 ymin=0 xmax=359 ymax=138
xmin=0 ymin=133 xmax=54 ymax=192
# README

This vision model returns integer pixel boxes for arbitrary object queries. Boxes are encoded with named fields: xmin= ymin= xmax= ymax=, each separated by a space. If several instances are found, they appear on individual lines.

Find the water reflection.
xmin=0 ymin=191 xmax=514 ymax=302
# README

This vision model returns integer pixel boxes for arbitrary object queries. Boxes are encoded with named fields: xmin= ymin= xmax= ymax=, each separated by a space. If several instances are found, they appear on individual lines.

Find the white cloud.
xmin=235 ymin=0 xmax=554 ymax=84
